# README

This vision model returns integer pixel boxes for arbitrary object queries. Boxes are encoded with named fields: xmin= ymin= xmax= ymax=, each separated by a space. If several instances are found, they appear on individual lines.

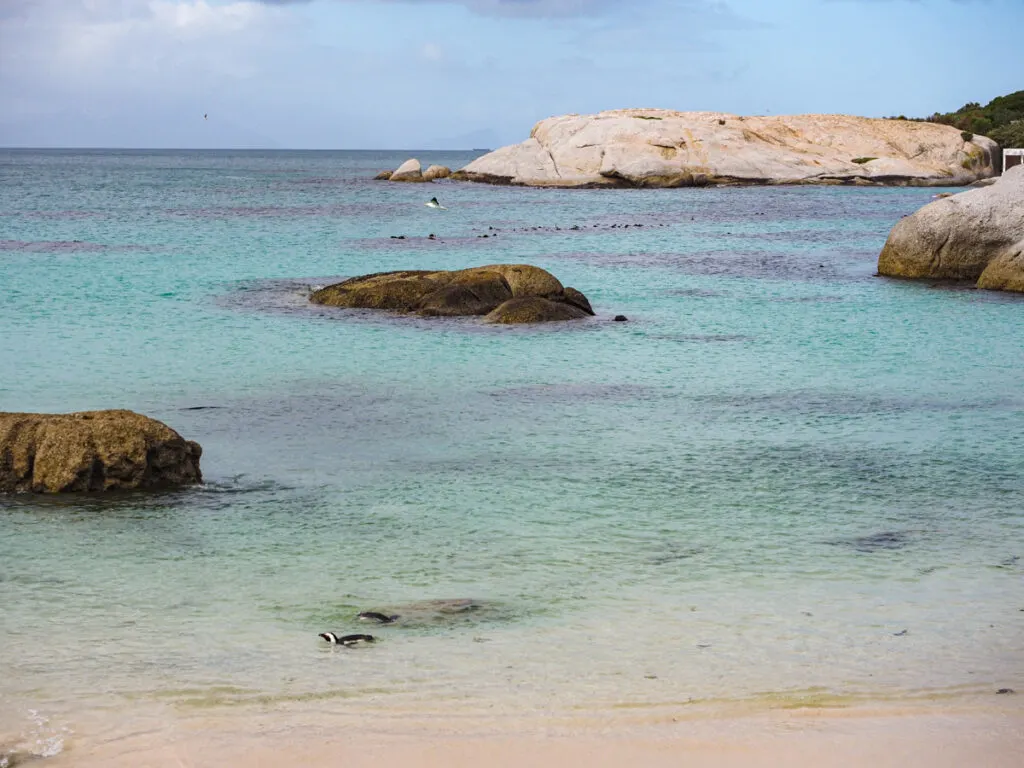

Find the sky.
xmin=0 ymin=0 xmax=1021 ymax=149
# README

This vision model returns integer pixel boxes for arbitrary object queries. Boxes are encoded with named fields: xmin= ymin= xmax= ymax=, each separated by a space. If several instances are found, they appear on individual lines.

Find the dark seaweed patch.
xmin=830 ymin=530 xmax=913 ymax=553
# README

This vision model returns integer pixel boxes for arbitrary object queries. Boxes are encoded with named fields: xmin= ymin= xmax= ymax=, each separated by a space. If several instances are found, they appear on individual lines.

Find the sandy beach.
xmin=20 ymin=700 xmax=1018 ymax=768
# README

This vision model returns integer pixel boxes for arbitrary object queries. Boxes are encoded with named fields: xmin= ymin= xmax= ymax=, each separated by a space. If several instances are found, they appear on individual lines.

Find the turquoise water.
xmin=1 ymin=150 xmax=1022 ymax=753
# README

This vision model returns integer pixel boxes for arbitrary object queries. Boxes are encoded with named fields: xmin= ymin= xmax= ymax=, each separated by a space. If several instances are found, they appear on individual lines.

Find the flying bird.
xmin=203 ymin=113 xmax=208 ymax=120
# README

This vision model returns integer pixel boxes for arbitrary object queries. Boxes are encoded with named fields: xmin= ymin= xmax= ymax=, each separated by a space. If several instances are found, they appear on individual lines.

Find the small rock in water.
xmin=614 ymin=315 xmax=629 ymax=322
xmin=996 ymin=688 xmax=1015 ymax=695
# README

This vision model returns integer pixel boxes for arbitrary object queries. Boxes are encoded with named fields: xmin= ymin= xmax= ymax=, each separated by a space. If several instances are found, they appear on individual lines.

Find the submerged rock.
xmin=0 ymin=410 xmax=202 ymax=493
xmin=878 ymin=165 xmax=1024 ymax=292
xmin=452 ymin=110 xmax=998 ymax=188
xmin=484 ymin=296 xmax=590 ymax=324
xmin=310 ymin=264 xmax=592 ymax=324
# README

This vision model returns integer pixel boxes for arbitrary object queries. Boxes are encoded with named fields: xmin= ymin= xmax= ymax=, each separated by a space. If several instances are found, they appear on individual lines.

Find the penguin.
xmin=358 ymin=611 xmax=399 ymax=624
xmin=425 ymin=197 xmax=447 ymax=210
xmin=319 ymin=632 xmax=376 ymax=646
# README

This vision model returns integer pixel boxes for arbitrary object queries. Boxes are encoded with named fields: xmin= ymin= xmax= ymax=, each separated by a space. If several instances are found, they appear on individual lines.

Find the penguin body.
xmin=358 ymin=611 xmax=399 ymax=624
xmin=319 ymin=632 xmax=376 ymax=646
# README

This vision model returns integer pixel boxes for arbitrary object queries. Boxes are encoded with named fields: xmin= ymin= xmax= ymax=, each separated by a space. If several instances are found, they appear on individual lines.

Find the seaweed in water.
xmin=830 ymin=530 xmax=912 ymax=553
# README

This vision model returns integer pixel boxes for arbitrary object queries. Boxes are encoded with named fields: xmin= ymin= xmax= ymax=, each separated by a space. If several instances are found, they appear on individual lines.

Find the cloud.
xmin=254 ymin=0 xmax=650 ymax=18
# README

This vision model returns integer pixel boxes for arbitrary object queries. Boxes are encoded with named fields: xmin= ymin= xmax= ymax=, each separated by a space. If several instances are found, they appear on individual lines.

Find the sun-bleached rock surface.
xmin=309 ymin=264 xmax=594 ymax=323
xmin=422 ymin=165 xmax=451 ymax=180
xmin=878 ymin=165 xmax=1024 ymax=292
xmin=0 ymin=410 xmax=203 ymax=493
xmin=389 ymin=158 xmax=424 ymax=182
xmin=452 ymin=110 xmax=998 ymax=187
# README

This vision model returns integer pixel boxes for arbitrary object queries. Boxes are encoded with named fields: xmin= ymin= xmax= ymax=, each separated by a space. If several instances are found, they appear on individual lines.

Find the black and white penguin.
xmin=357 ymin=611 xmax=399 ymax=624
xmin=319 ymin=632 xmax=376 ymax=646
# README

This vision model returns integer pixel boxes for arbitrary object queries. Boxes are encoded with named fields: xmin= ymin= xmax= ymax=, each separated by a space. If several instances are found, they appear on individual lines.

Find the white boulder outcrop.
xmin=453 ymin=110 xmax=998 ymax=187
xmin=422 ymin=164 xmax=451 ymax=181
xmin=389 ymin=158 xmax=424 ymax=182
xmin=878 ymin=165 xmax=1024 ymax=292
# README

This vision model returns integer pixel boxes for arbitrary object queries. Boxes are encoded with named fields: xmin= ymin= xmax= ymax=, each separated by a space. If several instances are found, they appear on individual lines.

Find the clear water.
xmin=1 ymin=150 xmax=1022 ymax=753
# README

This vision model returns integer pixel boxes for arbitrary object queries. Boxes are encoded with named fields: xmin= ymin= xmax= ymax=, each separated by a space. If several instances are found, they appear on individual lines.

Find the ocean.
xmin=1 ymin=149 xmax=1021 ymax=762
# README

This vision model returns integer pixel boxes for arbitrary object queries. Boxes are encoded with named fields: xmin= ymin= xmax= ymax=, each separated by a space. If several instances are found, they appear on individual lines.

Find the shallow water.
xmin=1 ymin=150 xmax=1022 ymax=758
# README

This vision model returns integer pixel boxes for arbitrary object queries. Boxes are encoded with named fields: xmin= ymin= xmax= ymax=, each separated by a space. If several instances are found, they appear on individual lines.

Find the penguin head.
xmin=319 ymin=632 xmax=339 ymax=644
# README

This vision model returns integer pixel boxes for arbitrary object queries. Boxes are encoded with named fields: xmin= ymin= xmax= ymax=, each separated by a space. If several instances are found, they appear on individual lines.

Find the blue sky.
xmin=0 ymin=0 xmax=1021 ymax=148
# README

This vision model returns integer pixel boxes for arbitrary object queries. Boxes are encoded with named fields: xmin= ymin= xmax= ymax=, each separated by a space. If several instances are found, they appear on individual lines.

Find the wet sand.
xmin=38 ymin=703 xmax=1024 ymax=768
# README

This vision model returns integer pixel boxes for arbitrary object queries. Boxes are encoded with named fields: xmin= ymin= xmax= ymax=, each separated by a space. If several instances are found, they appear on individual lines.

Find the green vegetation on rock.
xmin=989 ymin=121 xmax=1024 ymax=149
xmin=917 ymin=90 xmax=1024 ymax=147
xmin=851 ymin=157 xmax=877 ymax=165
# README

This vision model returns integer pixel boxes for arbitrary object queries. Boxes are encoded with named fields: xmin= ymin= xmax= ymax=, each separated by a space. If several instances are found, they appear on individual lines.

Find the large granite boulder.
xmin=389 ymin=158 xmax=424 ymax=182
xmin=452 ymin=110 xmax=998 ymax=187
xmin=309 ymin=264 xmax=594 ymax=323
xmin=422 ymin=165 xmax=451 ymax=181
xmin=877 ymin=165 xmax=1024 ymax=291
xmin=0 ymin=410 xmax=203 ymax=493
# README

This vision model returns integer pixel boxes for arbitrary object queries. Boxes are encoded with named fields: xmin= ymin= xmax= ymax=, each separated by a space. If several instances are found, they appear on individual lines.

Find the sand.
xmin=33 ymin=702 xmax=1024 ymax=768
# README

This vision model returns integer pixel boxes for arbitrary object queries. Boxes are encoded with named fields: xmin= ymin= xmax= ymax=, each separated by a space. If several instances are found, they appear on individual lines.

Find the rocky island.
xmin=878 ymin=165 xmax=1024 ymax=292
xmin=0 ymin=410 xmax=203 ymax=493
xmin=309 ymin=264 xmax=594 ymax=323
xmin=451 ymin=110 xmax=998 ymax=187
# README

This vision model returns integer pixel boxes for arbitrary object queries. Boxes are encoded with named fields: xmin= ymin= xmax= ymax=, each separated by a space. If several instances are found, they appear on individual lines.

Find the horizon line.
xmin=0 ymin=146 xmax=493 ymax=152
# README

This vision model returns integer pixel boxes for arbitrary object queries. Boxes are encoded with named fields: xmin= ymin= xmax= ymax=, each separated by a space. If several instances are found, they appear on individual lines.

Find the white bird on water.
xmin=425 ymin=197 xmax=447 ymax=210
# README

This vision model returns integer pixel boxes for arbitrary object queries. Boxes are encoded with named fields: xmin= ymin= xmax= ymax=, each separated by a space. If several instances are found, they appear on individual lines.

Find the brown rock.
xmin=373 ymin=170 xmax=393 ymax=180
xmin=0 ymin=410 xmax=202 ymax=493
xmin=560 ymin=286 xmax=595 ymax=315
xmin=878 ymin=165 xmax=1024 ymax=289
xmin=309 ymin=270 xmax=439 ymax=310
xmin=422 ymin=165 xmax=451 ymax=181
xmin=467 ymin=264 xmax=564 ymax=297
xmin=417 ymin=275 xmax=513 ymax=317
xmin=309 ymin=265 xmax=592 ymax=322
xmin=484 ymin=296 xmax=590 ymax=324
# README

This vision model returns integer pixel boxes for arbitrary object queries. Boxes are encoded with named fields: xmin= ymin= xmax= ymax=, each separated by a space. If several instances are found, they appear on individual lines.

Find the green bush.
xmin=989 ymin=120 xmax=1024 ymax=148
xmin=922 ymin=90 xmax=1024 ymax=146
xmin=970 ymin=117 xmax=993 ymax=136
xmin=851 ymin=157 xmax=877 ymax=164
xmin=961 ymin=131 xmax=974 ymax=143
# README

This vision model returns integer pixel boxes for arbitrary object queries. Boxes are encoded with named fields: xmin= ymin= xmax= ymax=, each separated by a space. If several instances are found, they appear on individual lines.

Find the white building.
xmin=1004 ymin=148 xmax=1024 ymax=173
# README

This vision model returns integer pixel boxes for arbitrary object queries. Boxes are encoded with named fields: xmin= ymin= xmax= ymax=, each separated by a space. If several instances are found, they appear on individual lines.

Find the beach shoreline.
xmin=31 ymin=700 xmax=1024 ymax=767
